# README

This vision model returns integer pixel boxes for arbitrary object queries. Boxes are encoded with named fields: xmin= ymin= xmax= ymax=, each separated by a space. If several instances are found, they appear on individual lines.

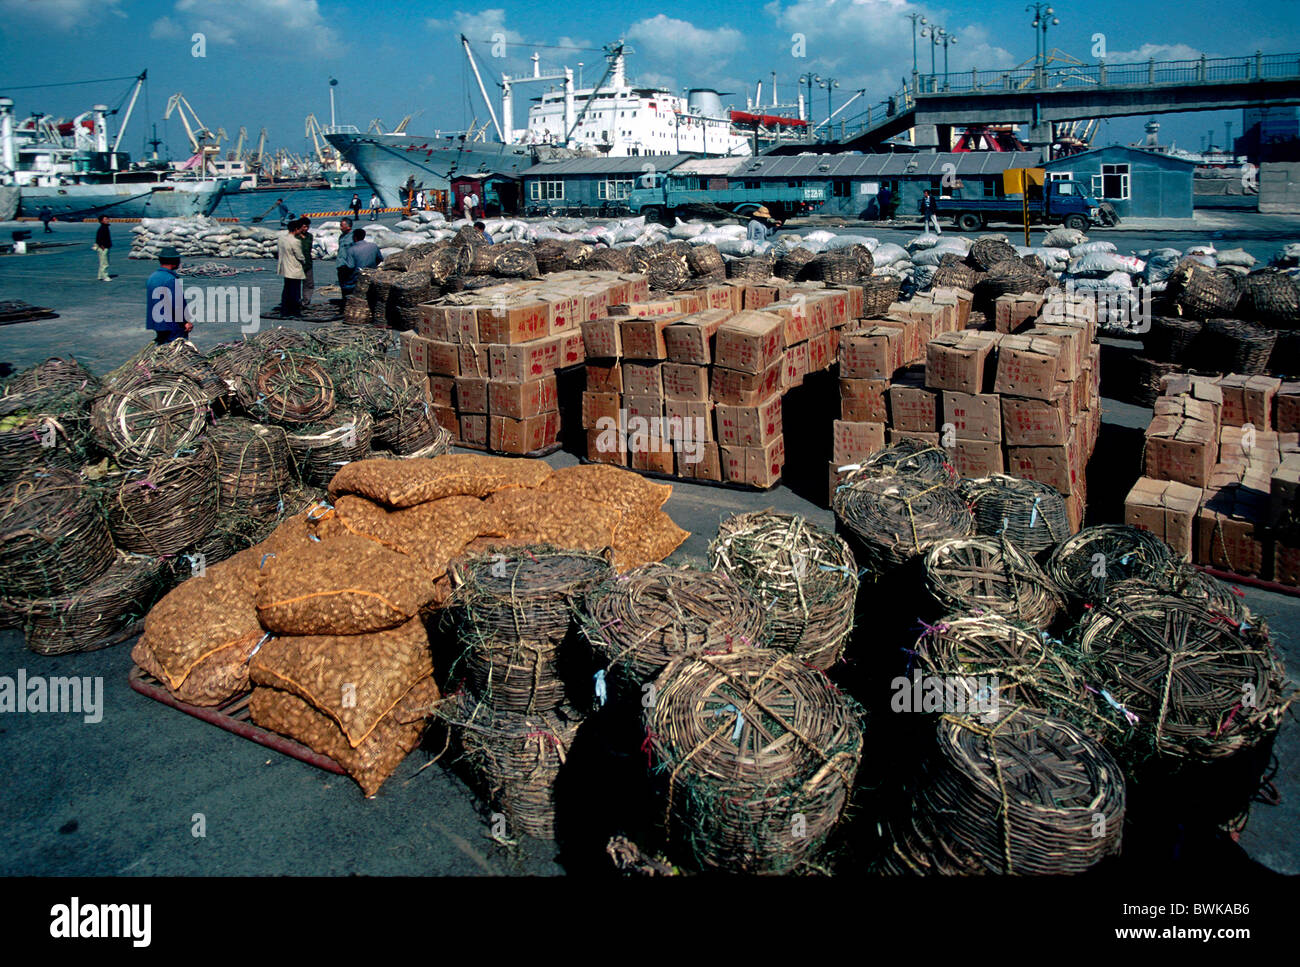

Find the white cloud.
xmin=165 ymin=0 xmax=341 ymax=57
xmin=627 ymin=15 xmax=744 ymax=62
xmin=0 ymin=0 xmax=125 ymax=29
xmin=1100 ymin=42 xmax=1208 ymax=64
xmin=150 ymin=16 xmax=183 ymax=40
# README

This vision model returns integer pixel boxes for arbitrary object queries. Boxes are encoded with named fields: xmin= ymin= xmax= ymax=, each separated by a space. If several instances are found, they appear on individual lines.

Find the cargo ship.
xmin=327 ymin=37 xmax=753 ymax=208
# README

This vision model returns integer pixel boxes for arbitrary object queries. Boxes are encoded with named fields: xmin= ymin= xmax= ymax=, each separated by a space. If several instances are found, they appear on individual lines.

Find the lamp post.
xmin=940 ymin=33 xmax=958 ymax=90
xmin=1026 ymin=4 xmax=1059 ymax=70
xmin=817 ymin=76 xmax=838 ymax=138
xmin=798 ymin=72 xmax=816 ymax=132
xmin=907 ymin=13 xmax=927 ymax=75
xmin=920 ymin=24 xmax=945 ymax=88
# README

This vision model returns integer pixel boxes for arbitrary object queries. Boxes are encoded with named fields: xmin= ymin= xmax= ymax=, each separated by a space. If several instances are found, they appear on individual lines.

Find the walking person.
xmin=368 ymin=191 xmax=381 ymax=221
xmin=876 ymin=184 xmax=893 ymax=222
xmin=146 ymin=247 xmax=193 ymax=344
xmin=276 ymin=197 xmax=290 ymax=227
xmin=920 ymin=189 xmax=942 ymax=235
xmin=93 ymin=215 xmax=113 ymax=281
xmin=299 ymin=216 xmax=315 ymax=307
xmin=277 ymin=218 xmax=306 ymax=317
xmin=350 ymin=193 xmax=362 ymax=220
xmin=38 ymin=206 xmax=54 ymax=233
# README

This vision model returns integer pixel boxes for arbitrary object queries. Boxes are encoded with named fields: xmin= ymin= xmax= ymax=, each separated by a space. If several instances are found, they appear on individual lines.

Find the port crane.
xmin=163 ymin=92 xmax=222 ymax=174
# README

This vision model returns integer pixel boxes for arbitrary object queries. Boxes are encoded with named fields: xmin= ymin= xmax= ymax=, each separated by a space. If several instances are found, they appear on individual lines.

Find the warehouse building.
xmin=520 ymin=155 xmax=696 ymax=214
xmin=1042 ymin=145 xmax=1197 ymax=219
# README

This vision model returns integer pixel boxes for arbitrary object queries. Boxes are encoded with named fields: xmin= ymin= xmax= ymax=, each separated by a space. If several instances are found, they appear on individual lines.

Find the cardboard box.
xmin=427 ymin=376 xmax=456 ymax=409
xmin=950 ymin=438 xmax=1004 ymax=478
xmin=744 ymin=285 xmax=779 ymax=311
xmin=619 ymin=315 xmax=678 ymax=360
xmin=1002 ymin=394 xmax=1070 ymax=447
xmin=721 ymin=435 xmax=785 ymax=488
xmin=839 ymin=377 xmax=890 ymax=424
xmin=925 ymin=330 xmax=999 ymax=394
xmin=664 ymin=398 xmax=714 ymax=443
xmin=810 ymin=330 xmax=837 ymax=373
xmin=932 ymin=286 xmax=974 ymax=329
xmin=457 ymin=343 xmax=490 ymax=379
xmin=662 ymin=363 xmax=709 ymax=401
xmin=490 ymin=338 xmax=560 ymax=382
xmin=1144 ymin=396 xmax=1219 ymax=488
xmin=490 ymin=412 xmax=559 ymax=455
xmin=993 ymin=335 xmax=1064 ymax=401
xmin=1271 ymin=452 xmax=1300 ymax=527
xmin=888 ymin=371 xmax=939 ymax=433
xmin=623 ymin=360 xmax=664 ymax=398
xmin=459 ymin=414 xmax=488 ymax=448
xmin=713 ymin=311 xmax=785 ymax=374
xmin=448 ymin=305 xmax=481 ymax=344
xmin=586 ymin=360 xmax=623 ymax=393
xmin=1027 ymin=324 xmax=1084 ymax=383
xmin=586 ymin=425 xmax=626 ymax=465
xmin=557 ymin=331 xmax=586 ymax=368
xmin=839 ymin=327 xmax=904 ymax=379
xmin=711 ymin=360 xmax=783 ymax=407
xmin=455 ymin=376 xmax=488 ymax=414
xmin=581 ymin=391 xmax=620 ymax=430
xmin=886 ymin=429 xmax=941 ymax=447
xmin=942 ymin=391 xmax=1002 ymax=443
xmin=832 ymin=420 xmax=886 ymax=464
xmin=476 ymin=300 xmax=549 ymax=345
xmin=580 ymin=316 xmax=625 ymax=359
xmin=1217 ymin=374 xmax=1281 ymax=429
xmin=630 ymin=443 xmax=675 ymax=475
xmin=783 ymin=341 xmax=810 ymax=390
xmin=623 ymin=394 xmax=662 ymax=424
xmin=715 ymin=394 xmax=782 ymax=449
xmin=538 ymin=291 xmax=577 ymax=336
xmin=1276 ymin=540 xmax=1300 ymax=587
xmin=1276 ymin=382 xmax=1300 ymax=433
xmin=1006 ymin=438 xmax=1074 ymax=496
xmin=1124 ymin=477 xmax=1202 ymax=561
xmin=417 ymin=304 xmax=452 ymax=341
xmin=663 ymin=309 xmax=733 ymax=364
xmin=400 ymin=331 xmax=432 ymax=372
xmin=489 ymin=375 xmax=557 ymax=420
xmin=1197 ymin=485 xmax=1270 ymax=577
xmin=676 ymin=441 xmax=721 ymax=481
xmin=993 ymin=293 xmax=1046 ymax=334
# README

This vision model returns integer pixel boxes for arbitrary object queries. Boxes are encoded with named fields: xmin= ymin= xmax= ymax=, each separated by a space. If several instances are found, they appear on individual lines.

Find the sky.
xmin=1 ymin=0 xmax=1296 ymax=162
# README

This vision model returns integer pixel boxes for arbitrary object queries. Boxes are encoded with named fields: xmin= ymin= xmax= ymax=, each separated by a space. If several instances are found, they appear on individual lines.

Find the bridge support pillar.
xmin=912 ymin=124 xmax=940 ymax=149
xmin=1025 ymin=119 xmax=1054 ymax=152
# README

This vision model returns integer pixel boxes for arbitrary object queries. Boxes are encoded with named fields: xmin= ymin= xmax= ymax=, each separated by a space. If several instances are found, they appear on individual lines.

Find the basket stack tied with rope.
xmin=1165 ymin=259 xmax=1241 ymax=320
xmin=1074 ymin=593 xmax=1294 ymax=825
xmin=972 ymin=262 xmax=1049 ymax=318
xmin=343 ymin=292 xmax=373 ymax=327
xmin=644 ymin=250 xmax=691 ymax=292
xmin=386 ymin=273 xmax=438 ymax=331
xmin=959 ymin=474 xmax=1071 ymax=556
xmin=333 ymin=357 xmax=420 ymax=450
xmin=930 ymin=256 xmax=982 ymax=292
xmin=205 ymin=340 xmax=264 ymax=403
xmin=1143 ymin=315 xmax=1204 ymax=364
xmin=1045 ymin=524 xmax=1175 ymax=610
xmin=1104 ymin=563 xmax=1248 ymax=622
xmin=878 ymin=707 xmax=1126 ymax=875
xmin=102 ymin=441 xmax=220 ymax=557
xmin=833 ymin=474 xmax=973 ymax=576
xmin=364 ymin=268 xmax=402 ymax=323
xmin=19 ymin=551 xmax=168 ymax=656
xmin=450 ymin=548 xmax=613 ymax=716
xmin=921 ymin=537 xmax=1064 ymax=630
xmin=643 ymin=649 xmax=865 ymax=874
xmin=0 ymin=359 xmax=98 ymax=480
xmin=580 ymin=564 xmax=766 ymax=701
xmin=0 ymin=468 xmax=117 ymax=602
xmin=707 ymin=512 xmax=858 ymax=671
xmin=725 ymin=253 xmax=775 ymax=282
xmin=1191 ymin=318 xmax=1278 ymax=375
xmin=437 ymin=691 xmax=586 ymax=841
xmin=206 ymin=419 xmax=291 ymax=517
xmin=966 ymin=237 xmax=1020 ymax=272
xmin=860 ymin=276 xmax=901 ymax=319
xmin=685 ymin=243 xmax=725 ymax=280
xmin=310 ymin=325 xmax=394 ymax=358
xmin=913 ymin=614 xmax=1122 ymax=746
xmin=1125 ymin=356 xmax=1181 ymax=407
xmin=251 ymin=326 xmax=313 ymax=352
xmin=799 ymin=250 xmax=860 ymax=285
xmin=532 ymin=239 xmax=570 ymax=274
xmin=584 ymin=247 xmax=631 ymax=272
xmin=773 ymin=247 xmax=816 ymax=280
xmin=90 ymin=373 xmax=211 ymax=467
xmin=101 ymin=340 xmax=227 ymax=404
xmin=241 ymin=352 xmax=336 ymax=426
xmin=1237 ymin=268 xmax=1300 ymax=328
xmin=284 ymin=410 xmax=374 ymax=487
xmin=852 ymin=437 xmax=956 ymax=487
xmin=0 ymin=357 xmax=98 ymax=417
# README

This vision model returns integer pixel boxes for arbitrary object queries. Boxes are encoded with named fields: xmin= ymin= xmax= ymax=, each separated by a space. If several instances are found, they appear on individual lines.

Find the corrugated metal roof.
xmin=672 ymin=157 xmax=748 ymax=176
xmin=1042 ymin=144 xmax=1200 ymax=167
xmin=728 ymin=150 xmax=1044 ymax=178
xmin=519 ymin=155 xmax=695 ymax=176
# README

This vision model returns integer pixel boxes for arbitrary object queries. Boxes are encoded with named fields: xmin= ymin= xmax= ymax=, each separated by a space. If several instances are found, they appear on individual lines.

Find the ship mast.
xmin=461 ymin=35 xmax=503 ymax=141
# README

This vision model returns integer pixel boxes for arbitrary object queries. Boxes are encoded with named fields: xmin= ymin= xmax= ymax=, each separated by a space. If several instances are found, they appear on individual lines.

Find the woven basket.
xmin=861 ymin=276 xmax=901 ymax=318
xmin=833 ymin=474 xmax=974 ymax=574
xmin=0 ymin=410 xmax=90 ymax=483
xmin=1045 ymin=524 xmax=1175 ymax=609
xmin=103 ymin=441 xmax=219 ymax=556
xmin=1193 ymin=318 xmax=1277 ymax=375
xmin=774 ymin=247 xmax=816 ymax=280
xmin=0 ymin=468 xmax=116 ymax=598
xmin=1167 ymin=259 xmax=1240 ymax=320
xmin=967 ymin=237 xmax=1020 ymax=271
xmin=1127 ymin=355 xmax=1181 ymax=407
xmin=708 ymin=511 xmax=858 ymax=670
xmin=207 ymin=418 xmax=291 ymax=516
xmin=284 ymin=409 xmax=373 ymax=487
xmin=19 ymin=551 xmax=166 ymax=656
xmin=645 ymin=649 xmax=865 ymax=873
xmin=584 ymin=247 xmax=631 ymax=272
xmin=726 ymin=254 xmax=775 ymax=282
xmin=245 ymin=353 xmax=336 ymax=426
xmin=90 ymin=374 xmax=211 ymax=466
xmin=856 ymin=438 xmax=956 ymax=486
xmin=533 ymin=240 xmax=570 ymax=274
xmin=931 ymin=258 xmax=982 ymax=292
xmin=686 ymin=244 xmax=725 ymax=279
xmin=1144 ymin=315 xmax=1204 ymax=363
xmin=959 ymin=474 xmax=1072 ymax=554
xmin=644 ymin=252 xmax=691 ymax=292
xmin=922 ymin=536 xmax=1064 ymax=629
xmin=799 ymin=251 xmax=859 ymax=285
xmin=1237 ymin=269 xmax=1300 ymax=328
xmin=0 ymin=357 xmax=98 ymax=417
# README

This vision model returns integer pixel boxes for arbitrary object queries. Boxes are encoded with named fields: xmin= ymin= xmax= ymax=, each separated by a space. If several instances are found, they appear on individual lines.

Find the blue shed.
xmin=1043 ymin=145 xmax=1196 ymax=219
xmin=520 ymin=155 xmax=694 ymax=214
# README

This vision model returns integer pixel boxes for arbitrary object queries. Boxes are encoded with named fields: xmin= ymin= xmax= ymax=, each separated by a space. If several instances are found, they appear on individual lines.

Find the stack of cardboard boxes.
xmin=400 ymin=270 xmax=645 ymax=454
xmin=831 ymin=289 xmax=1101 ymax=529
xmin=580 ymin=278 xmax=876 ymax=488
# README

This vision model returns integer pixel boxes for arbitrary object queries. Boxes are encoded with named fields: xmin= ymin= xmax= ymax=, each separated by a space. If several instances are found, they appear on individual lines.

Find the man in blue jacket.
xmin=146 ymin=247 xmax=192 ymax=344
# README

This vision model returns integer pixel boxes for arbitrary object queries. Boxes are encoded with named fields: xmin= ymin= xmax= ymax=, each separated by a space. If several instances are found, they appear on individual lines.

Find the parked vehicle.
xmin=934 ymin=179 xmax=1105 ymax=231
xmin=628 ymin=172 xmax=825 ymax=223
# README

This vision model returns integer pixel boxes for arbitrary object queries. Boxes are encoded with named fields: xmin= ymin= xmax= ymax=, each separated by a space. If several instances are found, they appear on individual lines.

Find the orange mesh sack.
xmin=256 ymin=534 xmax=439 ymax=635
xmin=613 ymin=510 xmax=691 ymax=572
xmin=536 ymin=464 xmax=671 ymax=521
xmin=249 ymin=617 xmax=434 ymax=748
xmin=483 ymin=489 xmax=621 ymax=552
xmin=327 ymin=454 xmax=553 ymax=507
xmin=133 ymin=548 xmax=265 ymax=705
xmin=321 ymin=494 xmax=494 ymax=576
xmin=250 ymin=676 xmax=440 ymax=796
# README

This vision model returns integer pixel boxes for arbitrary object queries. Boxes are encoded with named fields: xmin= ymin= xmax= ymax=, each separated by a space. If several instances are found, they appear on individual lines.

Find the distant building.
xmin=1043 ymin=144 xmax=1197 ymax=219
xmin=519 ymin=155 xmax=695 ymax=213
xmin=1236 ymin=106 xmax=1300 ymax=164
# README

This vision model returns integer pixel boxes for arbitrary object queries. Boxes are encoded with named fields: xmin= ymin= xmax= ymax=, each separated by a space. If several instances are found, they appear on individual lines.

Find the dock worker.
xmin=299 ymin=215 xmax=315 ymax=306
xmin=38 ymin=206 xmax=54 ymax=233
xmin=350 ymin=194 xmax=362 ymax=220
xmin=473 ymin=220 xmax=493 ymax=244
xmin=336 ymin=217 xmax=356 ymax=293
xmin=93 ymin=214 xmax=113 ymax=281
xmin=146 ymin=247 xmax=193 ymax=344
xmin=277 ymin=218 xmax=307 ymax=317
xmin=341 ymin=228 xmax=383 ymax=280
xmin=276 ymin=198 xmax=290 ymax=226
xmin=747 ymin=206 xmax=775 ymax=243
xmin=368 ymin=191 xmax=381 ymax=221
xmin=920 ymin=189 xmax=941 ymax=235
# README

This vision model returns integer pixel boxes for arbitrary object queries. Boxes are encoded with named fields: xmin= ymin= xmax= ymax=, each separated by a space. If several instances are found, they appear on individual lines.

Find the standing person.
xmin=38 ymin=206 xmax=54 ymax=233
xmin=277 ymin=218 xmax=306 ymax=317
xmin=876 ymin=184 xmax=893 ymax=221
xmin=275 ymin=197 xmax=290 ymax=226
xmin=415 ymin=189 xmax=425 ymax=210
xmin=920 ymin=189 xmax=942 ymax=235
xmin=350 ymin=193 xmax=362 ymax=220
xmin=335 ymin=217 xmax=355 ymax=293
xmin=299 ymin=216 xmax=315 ymax=306
xmin=93 ymin=215 xmax=112 ymax=281
xmin=368 ymin=191 xmax=381 ymax=221
xmin=342 ymin=228 xmax=383 ymax=274
xmin=146 ymin=247 xmax=193 ymax=344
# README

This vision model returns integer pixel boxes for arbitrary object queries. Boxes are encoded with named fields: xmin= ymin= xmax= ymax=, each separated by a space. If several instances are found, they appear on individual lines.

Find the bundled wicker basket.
xmin=644 ymin=252 xmax=691 ymax=292
xmin=583 ymin=247 xmax=631 ymax=272
xmin=19 ymin=551 xmax=167 ymax=656
xmin=532 ymin=239 xmax=570 ymax=274
xmin=708 ymin=511 xmax=858 ymax=670
xmin=284 ymin=409 xmax=374 ymax=487
xmin=103 ymin=441 xmax=219 ymax=556
xmin=959 ymin=474 xmax=1071 ymax=555
xmin=0 ymin=357 xmax=98 ymax=417
xmin=1166 ymin=259 xmax=1241 ymax=320
xmin=860 ymin=276 xmax=901 ymax=318
xmin=931 ymin=260 xmax=982 ymax=292
xmin=0 ymin=468 xmax=116 ymax=598
xmin=833 ymin=474 xmax=974 ymax=574
xmin=967 ymin=237 xmax=1020 ymax=271
xmin=922 ymin=536 xmax=1064 ymax=629
xmin=242 ymin=353 xmax=336 ymax=426
xmin=1144 ymin=315 xmax=1204 ymax=363
xmin=207 ymin=418 xmax=291 ymax=516
xmin=773 ymin=247 xmax=816 ymax=280
xmin=800 ymin=251 xmax=859 ymax=285
xmin=0 ymin=409 xmax=89 ymax=483
xmin=1127 ymin=356 xmax=1181 ymax=407
xmin=250 ymin=326 xmax=312 ymax=352
xmin=686 ymin=243 xmax=725 ymax=279
xmin=644 ymin=649 xmax=865 ymax=873
xmin=725 ymin=254 xmax=775 ymax=282
xmin=90 ymin=374 xmax=211 ymax=466
xmin=855 ymin=438 xmax=956 ymax=486
xmin=1045 ymin=524 xmax=1175 ymax=608
xmin=1237 ymin=268 xmax=1300 ymax=328
xmin=1193 ymin=318 xmax=1277 ymax=375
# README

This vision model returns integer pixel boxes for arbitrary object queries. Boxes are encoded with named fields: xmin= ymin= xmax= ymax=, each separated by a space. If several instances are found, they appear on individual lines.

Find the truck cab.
xmin=936 ymin=177 xmax=1103 ymax=231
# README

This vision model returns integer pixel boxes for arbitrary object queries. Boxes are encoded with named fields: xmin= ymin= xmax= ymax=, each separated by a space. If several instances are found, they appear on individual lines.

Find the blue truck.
xmin=934 ymin=178 xmax=1107 ymax=232
xmin=628 ymin=172 xmax=826 ymax=224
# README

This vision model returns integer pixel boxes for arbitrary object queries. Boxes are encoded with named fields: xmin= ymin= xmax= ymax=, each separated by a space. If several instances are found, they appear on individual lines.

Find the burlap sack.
xmin=249 ymin=617 xmax=433 ymax=748
xmin=137 ymin=548 xmax=264 ymax=697
xmin=613 ymin=510 xmax=690 ymax=572
xmin=132 ymin=633 xmax=259 ymax=707
xmin=318 ymin=494 xmax=494 ymax=576
xmin=250 ymin=676 xmax=439 ymax=796
xmin=536 ymin=464 xmax=671 ymax=521
xmin=256 ymin=534 xmax=439 ymax=635
xmin=482 ymin=489 xmax=621 ymax=552
xmin=327 ymin=454 xmax=553 ymax=507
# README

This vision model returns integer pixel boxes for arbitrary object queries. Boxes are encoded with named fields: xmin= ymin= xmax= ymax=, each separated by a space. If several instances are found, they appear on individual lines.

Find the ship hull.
xmin=18 ymin=178 xmax=240 ymax=219
xmin=325 ymin=133 xmax=537 ymax=207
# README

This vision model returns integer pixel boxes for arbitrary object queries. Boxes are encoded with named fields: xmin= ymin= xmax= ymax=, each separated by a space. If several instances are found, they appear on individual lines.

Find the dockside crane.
xmin=163 ymin=92 xmax=222 ymax=174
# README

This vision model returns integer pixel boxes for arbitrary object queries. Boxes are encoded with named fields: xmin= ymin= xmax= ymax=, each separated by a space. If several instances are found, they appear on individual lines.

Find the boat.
xmin=327 ymin=38 xmax=753 ymax=208
xmin=0 ymin=76 xmax=240 ymax=219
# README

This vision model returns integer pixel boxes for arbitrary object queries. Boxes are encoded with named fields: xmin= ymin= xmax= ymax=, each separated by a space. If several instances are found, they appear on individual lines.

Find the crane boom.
xmin=111 ymin=69 xmax=147 ymax=155
xmin=461 ymin=35 xmax=503 ymax=141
